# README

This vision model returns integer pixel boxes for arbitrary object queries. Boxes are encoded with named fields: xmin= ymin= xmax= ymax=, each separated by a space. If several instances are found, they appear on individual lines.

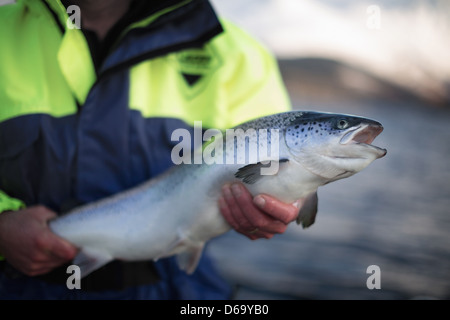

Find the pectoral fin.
xmin=296 ymin=191 xmax=318 ymax=228
xmin=235 ymin=159 xmax=289 ymax=184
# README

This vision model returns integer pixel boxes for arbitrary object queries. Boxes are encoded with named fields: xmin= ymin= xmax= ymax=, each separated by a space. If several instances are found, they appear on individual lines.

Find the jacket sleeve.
xmin=0 ymin=190 xmax=25 ymax=214
xmin=0 ymin=190 xmax=26 ymax=260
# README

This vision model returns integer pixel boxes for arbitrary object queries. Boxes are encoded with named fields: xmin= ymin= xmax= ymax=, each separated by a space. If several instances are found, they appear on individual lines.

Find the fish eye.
xmin=337 ymin=119 xmax=349 ymax=129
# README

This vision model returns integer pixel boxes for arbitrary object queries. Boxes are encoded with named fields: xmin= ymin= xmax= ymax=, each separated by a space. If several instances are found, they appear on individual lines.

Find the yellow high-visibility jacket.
xmin=0 ymin=1 xmax=290 ymax=292
xmin=0 ymin=0 xmax=290 ymax=213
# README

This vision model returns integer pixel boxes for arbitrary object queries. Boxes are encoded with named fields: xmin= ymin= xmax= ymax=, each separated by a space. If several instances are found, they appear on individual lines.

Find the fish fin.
xmin=176 ymin=242 xmax=205 ymax=274
xmin=72 ymin=247 xmax=113 ymax=279
xmin=296 ymin=191 xmax=318 ymax=228
xmin=235 ymin=159 xmax=289 ymax=184
xmin=156 ymin=230 xmax=205 ymax=274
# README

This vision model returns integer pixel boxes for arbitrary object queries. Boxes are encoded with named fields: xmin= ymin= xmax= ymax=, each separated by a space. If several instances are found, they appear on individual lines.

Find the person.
xmin=0 ymin=0 xmax=303 ymax=299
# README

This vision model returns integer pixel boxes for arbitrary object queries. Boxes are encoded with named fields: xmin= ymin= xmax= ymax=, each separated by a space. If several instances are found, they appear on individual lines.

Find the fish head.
xmin=284 ymin=111 xmax=387 ymax=181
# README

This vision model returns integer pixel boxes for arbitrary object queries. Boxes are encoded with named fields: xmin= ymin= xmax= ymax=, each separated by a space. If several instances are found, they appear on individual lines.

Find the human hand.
xmin=218 ymin=182 xmax=305 ymax=240
xmin=0 ymin=205 xmax=78 ymax=276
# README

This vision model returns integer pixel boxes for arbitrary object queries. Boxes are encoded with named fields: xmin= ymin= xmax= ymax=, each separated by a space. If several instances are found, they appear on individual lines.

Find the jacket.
xmin=0 ymin=0 xmax=290 ymax=297
xmin=0 ymin=0 xmax=290 ymax=213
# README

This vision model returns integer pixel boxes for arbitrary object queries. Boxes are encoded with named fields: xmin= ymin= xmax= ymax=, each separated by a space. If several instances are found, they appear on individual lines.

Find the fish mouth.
xmin=340 ymin=124 xmax=387 ymax=158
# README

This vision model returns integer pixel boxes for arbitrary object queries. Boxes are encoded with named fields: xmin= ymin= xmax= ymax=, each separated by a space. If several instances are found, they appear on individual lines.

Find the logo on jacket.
xmin=172 ymin=46 xmax=222 ymax=96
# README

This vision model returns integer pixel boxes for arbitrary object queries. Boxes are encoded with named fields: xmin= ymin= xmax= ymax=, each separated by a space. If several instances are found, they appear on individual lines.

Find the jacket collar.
xmin=30 ymin=0 xmax=222 ymax=104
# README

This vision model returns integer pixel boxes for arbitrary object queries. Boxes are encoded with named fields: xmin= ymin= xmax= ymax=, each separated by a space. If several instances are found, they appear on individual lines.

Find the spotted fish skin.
xmin=49 ymin=111 xmax=386 ymax=278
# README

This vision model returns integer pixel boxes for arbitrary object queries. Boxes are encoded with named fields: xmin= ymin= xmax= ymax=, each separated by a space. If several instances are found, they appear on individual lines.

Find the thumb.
xmin=31 ymin=205 xmax=58 ymax=223
xmin=47 ymin=232 xmax=79 ymax=261
xmin=253 ymin=194 xmax=299 ymax=224
xmin=33 ymin=206 xmax=79 ymax=261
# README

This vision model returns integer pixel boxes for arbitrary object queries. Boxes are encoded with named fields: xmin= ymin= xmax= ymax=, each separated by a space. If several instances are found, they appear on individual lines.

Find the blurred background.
xmin=207 ymin=0 xmax=450 ymax=299
xmin=1 ymin=0 xmax=448 ymax=300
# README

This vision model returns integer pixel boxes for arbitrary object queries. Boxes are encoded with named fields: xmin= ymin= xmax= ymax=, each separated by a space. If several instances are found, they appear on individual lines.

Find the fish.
xmin=49 ymin=111 xmax=387 ymax=278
